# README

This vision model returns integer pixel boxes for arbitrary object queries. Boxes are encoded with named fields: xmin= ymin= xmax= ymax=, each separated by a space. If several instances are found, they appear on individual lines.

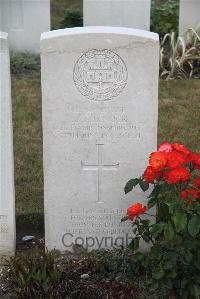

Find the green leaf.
xmin=158 ymin=203 xmax=169 ymax=219
xmin=192 ymin=284 xmax=200 ymax=297
xmin=163 ymin=260 xmax=175 ymax=270
xmin=183 ymin=251 xmax=193 ymax=264
xmin=164 ymin=223 xmax=174 ymax=241
xmin=172 ymin=212 xmax=187 ymax=232
xmin=151 ymin=224 xmax=164 ymax=238
xmin=181 ymin=279 xmax=188 ymax=289
xmin=148 ymin=196 xmax=157 ymax=209
xmin=188 ymin=215 xmax=200 ymax=237
xmin=152 ymin=267 xmax=165 ymax=280
xmin=124 ymin=178 xmax=139 ymax=194
xmin=121 ymin=216 xmax=128 ymax=222
xmin=139 ymin=180 xmax=149 ymax=192
xmin=142 ymin=233 xmax=150 ymax=243
xmin=129 ymin=237 xmax=139 ymax=251
xmin=148 ymin=185 xmax=160 ymax=199
xmin=167 ymin=268 xmax=177 ymax=278
xmin=133 ymin=252 xmax=144 ymax=262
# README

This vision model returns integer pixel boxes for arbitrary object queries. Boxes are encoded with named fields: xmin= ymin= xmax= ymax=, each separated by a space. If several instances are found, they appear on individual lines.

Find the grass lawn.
xmin=12 ymin=76 xmax=200 ymax=232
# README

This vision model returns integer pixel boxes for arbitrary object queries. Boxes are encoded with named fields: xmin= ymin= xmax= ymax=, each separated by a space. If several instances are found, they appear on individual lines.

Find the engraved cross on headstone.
xmin=81 ymin=144 xmax=119 ymax=203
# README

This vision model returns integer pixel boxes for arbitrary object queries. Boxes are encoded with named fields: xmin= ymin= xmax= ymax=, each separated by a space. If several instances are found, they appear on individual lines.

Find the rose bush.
xmin=123 ymin=142 xmax=200 ymax=299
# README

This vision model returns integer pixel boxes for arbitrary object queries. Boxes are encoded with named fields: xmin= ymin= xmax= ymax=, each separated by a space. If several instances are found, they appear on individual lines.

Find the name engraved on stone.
xmin=52 ymin=105 xmax=143 ymax=140
xmin=9 ymin=0 xmax=24 ymax=31
xmin=81 ymin=144 xmax=119 ymax=203
xmin=73 ymin=49 xmax=128 ymax=101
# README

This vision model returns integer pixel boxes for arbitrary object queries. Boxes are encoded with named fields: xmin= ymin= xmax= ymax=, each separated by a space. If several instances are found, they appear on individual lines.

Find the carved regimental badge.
xmin=73 ymin=49 xmax=128 ymax=101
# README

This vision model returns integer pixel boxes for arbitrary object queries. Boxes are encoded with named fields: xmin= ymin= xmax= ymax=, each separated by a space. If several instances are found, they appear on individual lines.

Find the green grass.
xmin=158 ymin=80 xmax=200 ymax=152
xmin=12 ymin=79 xmax=43 ymax=230
xmin=12 ymin=77 xmax=200 ymax=232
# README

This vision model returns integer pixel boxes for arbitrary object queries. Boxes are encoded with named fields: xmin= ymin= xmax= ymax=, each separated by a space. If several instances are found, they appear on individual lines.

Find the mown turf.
xmin=12 ymin=78 xmax=43 ymax=230
xmin=11 ymin=77 xmax=200 ymax=232
xmin=158 ymin=79 xmax=200 ymax=153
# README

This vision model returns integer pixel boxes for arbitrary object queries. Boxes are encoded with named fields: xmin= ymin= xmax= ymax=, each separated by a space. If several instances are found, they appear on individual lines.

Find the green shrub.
xmin=124 ymin=142 xmax=200 ymax=298
xmin=4 ymin=247 xmax=157 ymax=299
xmin=10 ymin=52 xmax=40 ymax=76
xmin=60 ymin=10 xmax=83 ymax=28
xmin=151 ymin=0 xmax=179 ymax=37
xmin=7 ymin=248 xmax=61 ymax=298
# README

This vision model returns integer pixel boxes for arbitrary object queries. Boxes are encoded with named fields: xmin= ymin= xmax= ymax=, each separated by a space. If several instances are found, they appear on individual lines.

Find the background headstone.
xmin=41 ymin=27 xmax=159 ymax=252
xmin=179 ymin=0 xmax=200 ymax=35
xmin=84 ymin=0 xmax=151 ymax=30
xmin=0 ymin=0 xmax=50 ymax=53
xmin=0 ymin=31 xmax=15 ymax=259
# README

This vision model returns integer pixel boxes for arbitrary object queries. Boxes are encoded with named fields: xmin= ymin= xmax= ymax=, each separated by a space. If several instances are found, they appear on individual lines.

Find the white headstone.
xmin=179 ymin=0 xmax=200 ymax=35
xmin=0 ymin=0 xmax=50 ymax=53
xmin=41 ymin=27 xmax=159 ymax=252
xmin=0 ymin=31 xmax=15 ymax=259
xmin=84 ymin=0 xmax=151 ymax=30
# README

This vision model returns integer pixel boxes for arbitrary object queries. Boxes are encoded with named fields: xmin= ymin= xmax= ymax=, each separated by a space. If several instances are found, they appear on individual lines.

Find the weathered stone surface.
xmin=0 ymin=31 xmax=15 ymax=258
xmin=179 ymin=0 xmax=200 ymax=35
xmin=41 ymin=27 xmax=159 ymax=252
xmin=0 ymin=0 xmax=50 ymax=53
xmin=84 ymin=0 xmax=151 ymax=30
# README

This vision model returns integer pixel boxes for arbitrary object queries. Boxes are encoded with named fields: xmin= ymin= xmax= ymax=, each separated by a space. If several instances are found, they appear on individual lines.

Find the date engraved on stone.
xmin=73 ymin=49 xmax=128 ymax=101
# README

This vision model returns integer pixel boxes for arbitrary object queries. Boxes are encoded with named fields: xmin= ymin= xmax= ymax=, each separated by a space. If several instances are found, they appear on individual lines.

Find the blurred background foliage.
xmin=51 ymin=0 xmax=179 ymax=37
xmin=151 ymin=0 xmax=179 ymax=37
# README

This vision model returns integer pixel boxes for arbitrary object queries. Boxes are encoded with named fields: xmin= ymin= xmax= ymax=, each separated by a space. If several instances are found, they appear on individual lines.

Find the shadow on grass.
xmin=16 ymin=213 xmax=44 ymax=234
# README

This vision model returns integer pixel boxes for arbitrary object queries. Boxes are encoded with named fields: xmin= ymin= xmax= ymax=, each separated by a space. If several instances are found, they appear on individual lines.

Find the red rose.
xmin=194 ymin=178 xmax=200 ymax=189
xmin=188 ymin=199 xmax=194 ymax=205
xmin=187 ymin=188 xmax=200 ymax=199
xmin=180 ymin=190 xmax=187 ymax=199
xmin=143 ymin=166 xmax=161 ymax=183
xmin=158 ymin=142 xmax=172 ymax=153
xmin=127 ymin=203 xmax=147 ymax=220
xmin=149 ymin=152 xmax=168 ymax=171
xmin=186 ymin=152 xmax=200 ymax=169
xmin=186 ymin=152 xmax=200 ymax=163
xmin=166 ymin=151 xmax=185 ymax=169
xmin=171 ymin=143 xmax=190 ymax=156
xmin=164 ymin=167 xmax=190 ymax=184
xmin=180 ymin=188 xmax=200 ymax=200
xmin=194 ymin=154 xmax=200 ymax=170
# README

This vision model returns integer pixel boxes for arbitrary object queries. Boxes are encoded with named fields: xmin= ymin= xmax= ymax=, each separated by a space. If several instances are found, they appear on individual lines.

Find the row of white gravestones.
xmin=41 ymin=27 xmax=159 ymax=251
xmin=0 ymin=0 xmax=50 ymax=53
xmin=0 ymin=31 xmax=15 ymax=260
xmin=84 ymin=0 xmax=200 ymax=36
xmin=84 ymin=0 xmax=151 ymax=31
xmin=1 ymin=0 xmax=199 ymax=54
xmin=179 ymin=0 xmax=200 ymax=35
